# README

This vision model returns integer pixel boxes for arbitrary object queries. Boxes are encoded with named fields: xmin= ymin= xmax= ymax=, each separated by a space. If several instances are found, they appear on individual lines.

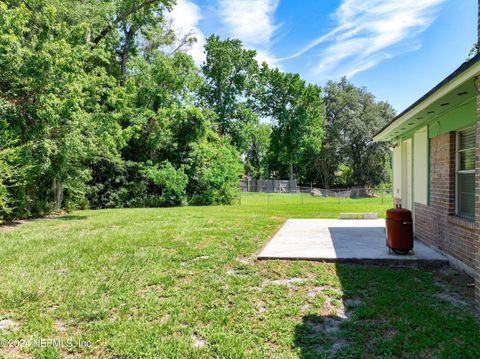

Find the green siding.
xmin=413 ymin=128 xmax=428 ymax=205
xmin=393 ymin=99 xmax=475 ymax=208
xmin=428 ymin=98 xmax=476 ymax=138
xmin=395 ymin=98 xmax=476 ymax=143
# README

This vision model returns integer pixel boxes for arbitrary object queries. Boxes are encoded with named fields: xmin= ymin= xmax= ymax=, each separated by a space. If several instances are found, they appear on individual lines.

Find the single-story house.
xmin=373 ymin=10 xmax=480 ymax=308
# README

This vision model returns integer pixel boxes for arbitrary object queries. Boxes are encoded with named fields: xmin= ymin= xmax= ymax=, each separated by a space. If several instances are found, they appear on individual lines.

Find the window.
xmin=456 ymin=127 xmax=476 ymax=219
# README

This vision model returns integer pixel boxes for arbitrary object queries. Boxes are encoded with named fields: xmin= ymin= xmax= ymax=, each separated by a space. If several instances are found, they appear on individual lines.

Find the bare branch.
xmin=169 ymin=31 xmax=196 ymax=55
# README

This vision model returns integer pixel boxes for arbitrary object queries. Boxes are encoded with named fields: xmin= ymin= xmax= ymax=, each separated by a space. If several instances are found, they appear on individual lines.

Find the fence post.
xmin=268 ymin=192 xmax=270 ymax=205
xmin=301 ymin=190 xmax=304 ymax=205
xmin=381 ymin=189 xmax=384 ymax=205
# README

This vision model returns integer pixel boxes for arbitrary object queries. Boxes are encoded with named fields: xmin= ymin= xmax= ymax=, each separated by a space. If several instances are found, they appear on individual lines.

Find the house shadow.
xmin=291 ymin=223 xmax=408 ymax=357
xmin=292 ymin=264 xmax=362 ymax=358
xmin=293 ymin=312 xmax=351 ymax=358
xmin=326 ymin=226 xmax=388 ymax=262
xmin=292 ymin=258 xmax=479 ymax=358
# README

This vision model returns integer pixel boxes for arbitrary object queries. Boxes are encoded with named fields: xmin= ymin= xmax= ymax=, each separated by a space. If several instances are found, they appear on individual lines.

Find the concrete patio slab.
xmin=258 ymin=219 xmax=448 ymax=265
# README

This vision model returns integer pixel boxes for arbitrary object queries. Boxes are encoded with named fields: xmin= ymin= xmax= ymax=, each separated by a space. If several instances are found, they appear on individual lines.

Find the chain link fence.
xmin=238 ymin=185 xmax=393 ymax=206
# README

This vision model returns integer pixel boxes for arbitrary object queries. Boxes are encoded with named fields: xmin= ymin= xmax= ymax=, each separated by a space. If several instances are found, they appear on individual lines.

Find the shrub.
xmin=0 ymin=138 xmax=17 ymax=222
xmin=143 ymin=161 xmax=188 ymax=206
xmin=187 ymin=139 xmax=242 ymax=205
xmin=0 ymin=176 xmax=7 ymax=223
xmin=87 ymin=159 xmax=188 ymax=209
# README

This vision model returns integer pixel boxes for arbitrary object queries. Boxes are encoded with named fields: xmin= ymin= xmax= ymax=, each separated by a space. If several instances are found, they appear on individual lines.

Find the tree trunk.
xmin=84 ymin=27 xmax=91 ymax=43
xmin=120 ymin=27 xmax=135 ymax=86
xmin=54 ymin=179 xmax=64 ymax=210
xmin=289 ymin=156 xmax=294 ymax=192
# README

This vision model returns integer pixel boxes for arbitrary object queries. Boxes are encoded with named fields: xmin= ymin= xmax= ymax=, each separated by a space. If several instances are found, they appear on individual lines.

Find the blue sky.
xmin=169 ymin=0 xmax=477 ymax=113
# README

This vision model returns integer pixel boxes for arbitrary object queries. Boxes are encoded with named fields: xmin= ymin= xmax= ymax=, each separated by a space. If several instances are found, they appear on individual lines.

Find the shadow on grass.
xmin=293 ymin=263 xmax=480 ymax=359
xmin=1 ymin=214 xmax=88 ymax=230
xmin=54 ymin=215 xmax=88 ymax=221
xmin=0 ymin=219 xmax=26 ymax=229
xmin=294 ymin=313 xmax=352 ymax=359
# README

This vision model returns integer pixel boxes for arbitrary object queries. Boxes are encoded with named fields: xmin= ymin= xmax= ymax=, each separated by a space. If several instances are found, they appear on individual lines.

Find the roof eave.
xmin=374 ymin=54 xmax=480 ymax=142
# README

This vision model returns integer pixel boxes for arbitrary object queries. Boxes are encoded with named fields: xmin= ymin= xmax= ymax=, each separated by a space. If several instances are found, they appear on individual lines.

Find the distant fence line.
xmin=239 ymin=180 xmax=392 ymax=199
xmin=239 ymin=179 xmax=298 ymax=193
xmin=307 ymin=187 xmax=381 ymax=198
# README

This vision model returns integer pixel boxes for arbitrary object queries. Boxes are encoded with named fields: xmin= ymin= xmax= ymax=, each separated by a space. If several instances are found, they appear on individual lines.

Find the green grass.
xmin=0 ymin=193 xmax=478 ymax=358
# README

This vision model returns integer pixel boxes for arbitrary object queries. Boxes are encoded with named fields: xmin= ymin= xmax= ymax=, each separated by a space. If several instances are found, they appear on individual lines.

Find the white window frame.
xmin=455 ymin=126 xmax=476 ymax=219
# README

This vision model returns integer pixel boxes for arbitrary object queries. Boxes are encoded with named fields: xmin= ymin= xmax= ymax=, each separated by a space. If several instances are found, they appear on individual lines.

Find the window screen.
xmin=456 ymin=127 xmax=476 ymax=218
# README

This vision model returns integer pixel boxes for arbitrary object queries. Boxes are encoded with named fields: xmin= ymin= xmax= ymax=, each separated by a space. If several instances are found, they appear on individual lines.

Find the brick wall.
xmin=476 ymin=85 xmax=480 ymax=307
xmin=474 ymin=0 xmax=480 ymax=311
xmin=414 ymin=133 xmax=478 ymax=275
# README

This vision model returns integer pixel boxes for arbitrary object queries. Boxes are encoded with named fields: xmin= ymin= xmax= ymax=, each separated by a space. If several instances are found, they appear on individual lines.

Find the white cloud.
xmin=217 ymin=0 xmax=281 ymax=66
xmin=283 ymin=0 xmax=446 ymax=79
xmin=169 ymin=0 xmax=206 ymax=64
xmin=167 ymin=0 xmax=445 ymax=76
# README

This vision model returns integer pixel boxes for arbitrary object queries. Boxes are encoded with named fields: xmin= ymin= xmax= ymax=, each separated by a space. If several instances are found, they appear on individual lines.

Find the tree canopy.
xmin=256 ymin=65 xmax=324 ymax=182
xmin=0 ymin=0 xmax=395 ymax=222
xmin=318 ymin=78 xmax=394 ymax=188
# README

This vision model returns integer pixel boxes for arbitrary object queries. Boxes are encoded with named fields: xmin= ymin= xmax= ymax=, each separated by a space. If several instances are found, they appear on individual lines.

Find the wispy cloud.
xmin=284 ymin=0 xmax=446 ymax=79
xmin=217 ymin=0 xmax=281 ymax=66
xmin=169 ymin=0 xmax=206 ymax=64
xmin=169 ymin=0 xmax=445 ymax=77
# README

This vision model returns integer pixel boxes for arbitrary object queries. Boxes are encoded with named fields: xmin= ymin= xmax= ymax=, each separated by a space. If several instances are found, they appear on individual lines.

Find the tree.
xmin=201 ymin=35 xmax=260 ymax=149
xmin=320 ymin=78 xmax=395 ymax=187
xmin=90 ymin=0 xmax=174 ymax=48
xmin=256 ymin=64 xmax=323 ymax=183
xmin=0 ymin=0 xmax=246 ymax=221
xmin=113 ymin=0 xmax=175 ymax=85
xmin=0 ymin=119 xmax=16 ymax=220
xmin=186 ymin=133 xmax=242 ymax=205
xmin=0 ymin=1 xmax=125 ymax=214
xmin=0 ymin=0 xmax=396 ymax=222
xmin=244 ymin=123 xmax=272 ymax=179
xmin=121 ymin=51 xmax=203 ymax=164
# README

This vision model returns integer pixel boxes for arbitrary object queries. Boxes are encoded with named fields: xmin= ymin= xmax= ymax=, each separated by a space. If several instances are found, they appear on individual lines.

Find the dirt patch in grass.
xmin=294 ymin=285 xmax=354 ymax=356
xmin=264 ymin=277 xmax=308 ymax=287
xmin=158 ymin=314 xmax=171 ymax=325
xmin=191 ymin=334 xmax=207 ymax=348
xmin=434 ymin=289 xmax=470 ymax=307
xmin=0 ymin=345 xmax=32 ymax=359
xmin=306 ymin=286 xmax=342 ymax=298
xmin=109 ymin=307 xmax=119 ymax=321
xmin=194 ymin=255 xmax=209 ymax=260
xmin=433 ymin=265 xmax=476 ymax=309
xmin=0 ymin=219 xmax=29 ymax=232
xmin=306 ymin=315 xmax=343 ymax=335
xmin=180 ymin=255 xmax=211 ymax=267
xmin=236 ymin=255 xmax=254 ymax=265
xmin=0 ymin=319 xmax=20 ymax=331
xmin=54 ymin=319 xmax=67 ymax=334
xmin=225 ymin=263 xmax=255 ymax=277
xmin=299 ymin=310 xmax=350 ymax=356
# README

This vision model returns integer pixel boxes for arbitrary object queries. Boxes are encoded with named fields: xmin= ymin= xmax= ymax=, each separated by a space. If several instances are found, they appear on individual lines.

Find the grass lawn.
xmin=0 ymin=193 xmax=479 ymax=358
